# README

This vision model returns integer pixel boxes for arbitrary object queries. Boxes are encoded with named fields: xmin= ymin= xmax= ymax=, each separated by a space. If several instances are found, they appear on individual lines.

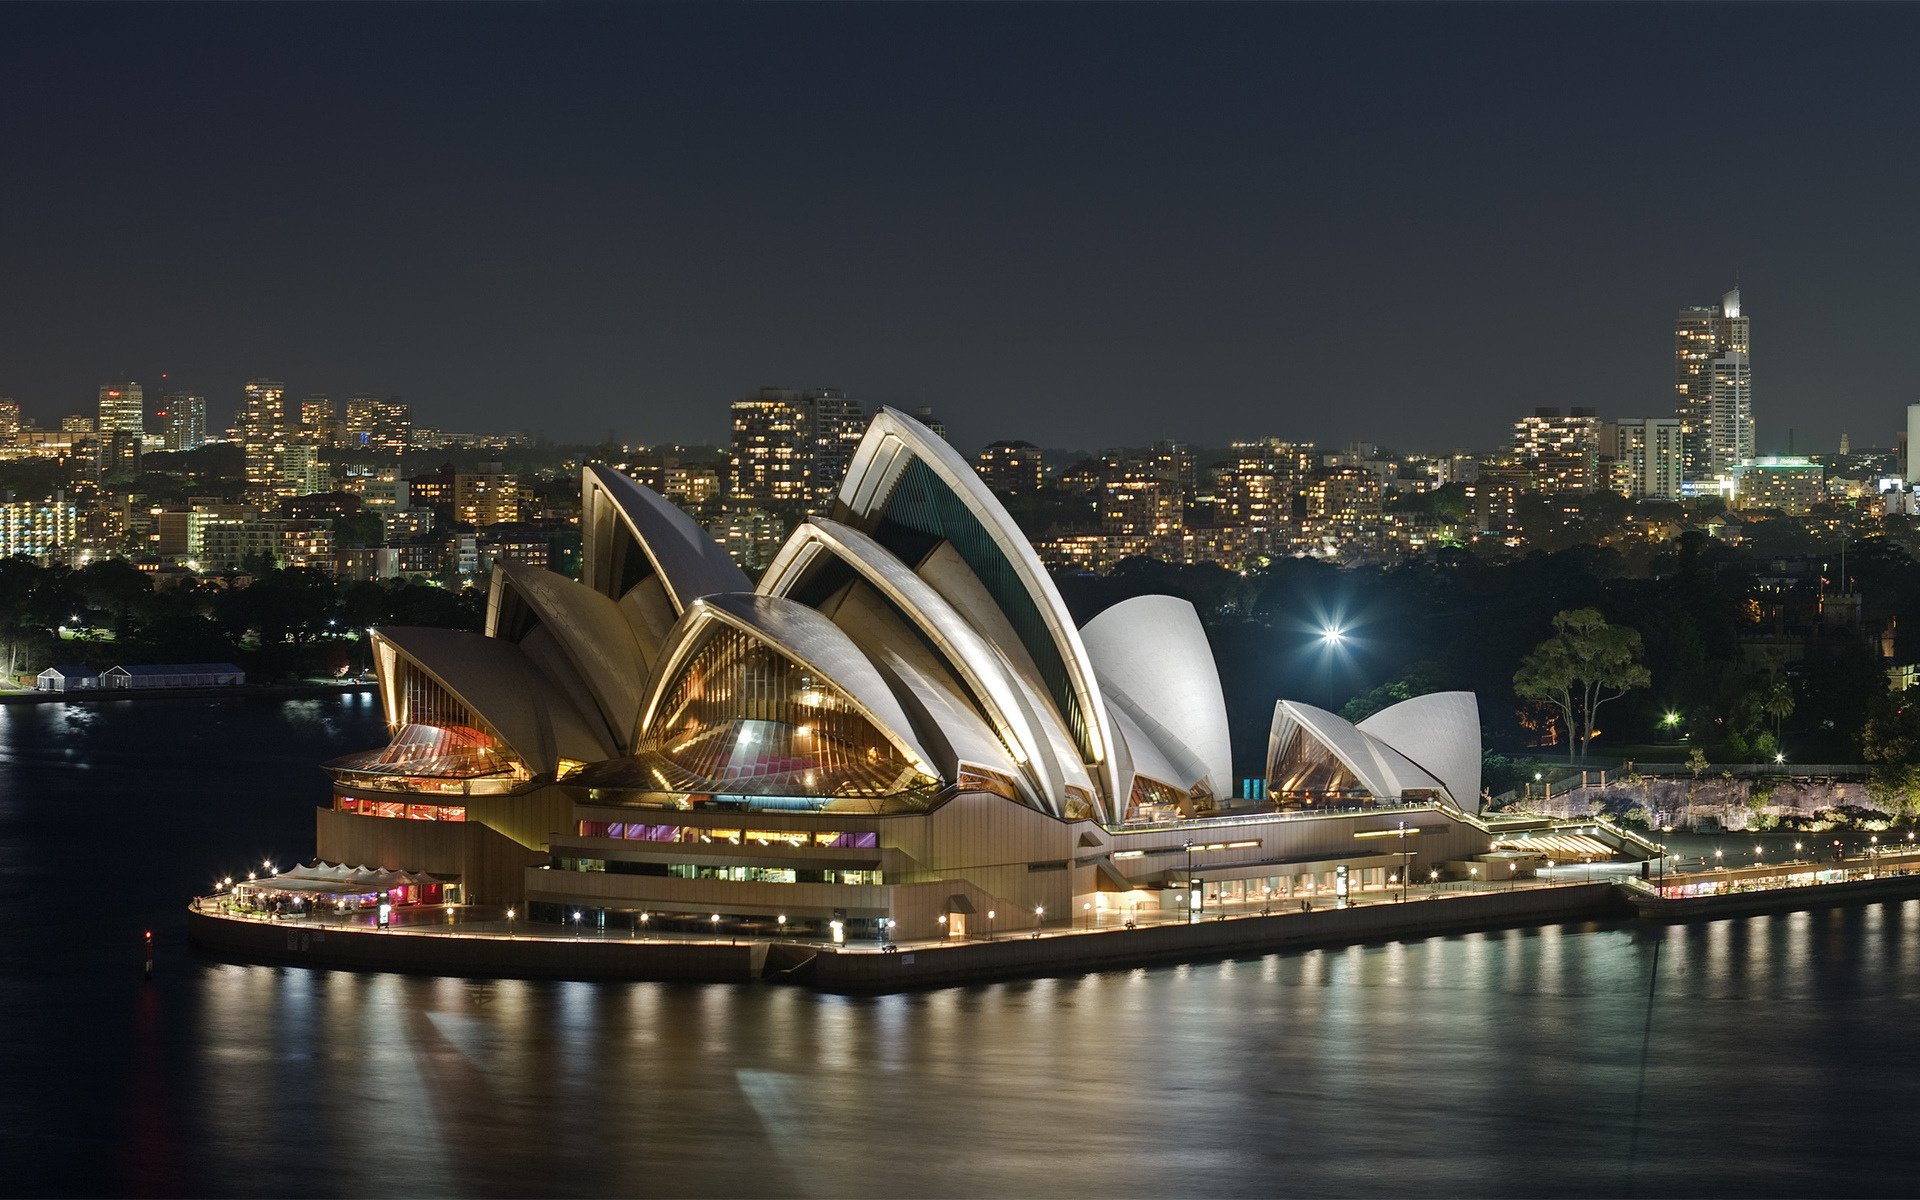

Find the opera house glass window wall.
xmin=635 ymin=620 xmax=938 ymax=804
xmin=320 ymin=406 xmax=1488 ymax=933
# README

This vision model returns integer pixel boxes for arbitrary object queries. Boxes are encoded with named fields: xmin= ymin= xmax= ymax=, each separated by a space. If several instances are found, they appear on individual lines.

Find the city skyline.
xmin=6 ymin=5 xmax=1920 ymax=450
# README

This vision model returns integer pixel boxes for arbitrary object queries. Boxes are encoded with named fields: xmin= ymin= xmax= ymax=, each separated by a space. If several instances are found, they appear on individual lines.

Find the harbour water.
xmin=3 ymin=696 xmax=1918 ymax=1197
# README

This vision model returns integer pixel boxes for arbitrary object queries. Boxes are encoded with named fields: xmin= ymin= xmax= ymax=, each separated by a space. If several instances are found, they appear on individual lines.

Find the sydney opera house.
xmin=318 ymin=409 xmax=1493 ymax=939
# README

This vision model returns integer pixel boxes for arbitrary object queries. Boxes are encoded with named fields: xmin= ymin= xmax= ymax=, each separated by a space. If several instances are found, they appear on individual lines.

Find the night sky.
xmin=4 ymin=3 xmax=1916 ymax=453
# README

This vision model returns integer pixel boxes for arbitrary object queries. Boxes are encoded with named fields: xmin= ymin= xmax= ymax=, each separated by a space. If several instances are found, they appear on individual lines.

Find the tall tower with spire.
xmin=1674 ymin=287 xmax=1750 ymax=481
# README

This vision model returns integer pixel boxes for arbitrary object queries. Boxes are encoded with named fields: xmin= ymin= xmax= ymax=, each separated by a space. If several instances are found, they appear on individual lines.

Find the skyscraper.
xmin=1674 ymin=288 xmax=1749 ymax=479
xmin=240 ymin=378 xmax=287 ymax=494
xmin=1706 ymin=351 xmax=1754 ymax=476
xmin=97 ymin=382 xmax=144 ymax=437
xmin=156 ymin=392 xmax=207 ymax=451
xmin=0 ymin=399 xmax=20 ymax=438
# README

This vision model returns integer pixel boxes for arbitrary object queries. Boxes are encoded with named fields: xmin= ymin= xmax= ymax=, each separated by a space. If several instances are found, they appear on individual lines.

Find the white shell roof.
xmin=1268 ymin=699 xmax=1451 ymax=804
xmin=582 ymin=463 xmax=749 ymax=613
xmin=487 ymin=562 xmax=651 ymax=754
xmin=641 ymin=593 xmax=937 ymax=778
xmin=1104 ymin=700 xmax=1190 ymax=799
xmin=760 ymin=518 xmax=1092 ymax=815
xmin=373 ymin=625 xmax=615 ymax=772
xmin=1081 ymin=595 xmax=1232 ymax=798
xmin=1357 ymin=691 xmax=1483 ymax=813
xmin=835 ymin=406 xmax=1118 ymax=804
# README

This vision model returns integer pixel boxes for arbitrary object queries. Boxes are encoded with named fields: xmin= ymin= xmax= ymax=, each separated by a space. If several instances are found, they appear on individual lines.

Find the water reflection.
xmin=10 ymin=699 xmax=1920 ymax=1196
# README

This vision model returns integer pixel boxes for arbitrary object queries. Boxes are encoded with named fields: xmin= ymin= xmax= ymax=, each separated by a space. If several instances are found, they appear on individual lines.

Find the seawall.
xmin=191 ymin=883 xmax=1630 ymax=992
xmin=1 ymin=682 xmax=376 ymax=705
xmin=186 ymin=909 xmax=767 ymax=982
xmin=799 ymin=883 xmax=1628 ymax=991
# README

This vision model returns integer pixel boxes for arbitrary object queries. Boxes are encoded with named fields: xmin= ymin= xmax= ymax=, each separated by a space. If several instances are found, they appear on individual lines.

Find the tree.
xmin=1512 ymin=607 xmax=1652 ymax=763
xmin=1761 ymin=677 xmax=1795 ymax=743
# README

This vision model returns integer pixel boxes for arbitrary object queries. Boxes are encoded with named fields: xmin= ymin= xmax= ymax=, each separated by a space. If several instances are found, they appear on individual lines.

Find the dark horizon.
xmin=4 ymin=3 xmax=1916 ymax=453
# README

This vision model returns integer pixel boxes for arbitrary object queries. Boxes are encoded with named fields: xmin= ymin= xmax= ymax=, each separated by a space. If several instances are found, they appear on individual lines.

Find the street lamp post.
xmin=1184 ymin=839 xmax=1198 ymax=923
xmin=1396 ymin=820 xmax=1410 ymax=903
xmin=987 ymin=909 xmax=996 ymax=942
xmin=1320 ymin=625 xmax=1346 ymax=710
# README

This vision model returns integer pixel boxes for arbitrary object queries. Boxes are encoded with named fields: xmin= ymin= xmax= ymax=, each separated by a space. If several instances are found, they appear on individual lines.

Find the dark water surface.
xmin=3 ymin=697 xmax=1916 ymax=1198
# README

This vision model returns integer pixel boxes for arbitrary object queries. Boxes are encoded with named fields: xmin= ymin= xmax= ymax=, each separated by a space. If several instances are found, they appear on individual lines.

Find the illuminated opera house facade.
xmin=319 ymin=409 xmax=1493 ymax=938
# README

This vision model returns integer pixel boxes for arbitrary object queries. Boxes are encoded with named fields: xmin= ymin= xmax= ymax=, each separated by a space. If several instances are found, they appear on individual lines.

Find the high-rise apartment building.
xmin=1674 ymin=288 xmax=1750 ymax=479
xmin=0 ymin=491 xmax=79 ymax=565
xmin=0 ymin=399 xmax=19 ymax=437
xmin=974 ymin=440 xmax=1046 ymax=493
xmin=1219 ymin=439 xmax=1315 ymax=553
xmin=1706 ymin=351 xmax=1753 ymax=476
xmin=806 ymin=389 xmax=866 ymax=512
xmin=1511 ymin=407 xmax=1601 ymax=493
xmin=276 ymin=443 xmax=328 ymax=498
xmin=729 ymin=387 xmax=866 ymax=512
xmin=300 ymin=396 xmax=339 ymax=448
xmin=345 ymin=395 xmax=411 ymax=456
xmin=156 ymin=392 xmax=207 ymax=451
xmin=1605 ymin=418 xmax=1684 ymax=500
xmin=731 ymin=388 xmax=811 ymax=505
xmin=97 ymin=382 xmax=144 ymax=437
xmin=453 ymin=466 xmax=523 ymax=526
xmin=240 ymin=378 xmax=287 ymax=494
xmin=1907 ymin=405 xmax=1920 ymax=486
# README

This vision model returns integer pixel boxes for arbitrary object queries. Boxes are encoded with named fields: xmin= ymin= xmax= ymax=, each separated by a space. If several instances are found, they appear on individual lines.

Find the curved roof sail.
xmin=580 ymin=464 xmax=749 ymax=650
xmin=635 ymin=593 xmax=938 ymax=798
xmin=1081 ymin=595 xmax=1232 ymax=799
xmin=834 ymin=407 xmax=1119 ymax=806
xmin=485 ymin=561 xmax=651 ymax=753
xmin=1266 ymin=699 xmax=1451 ymax=806
xmin=760 ymin=518 xmax=1097 ymax=815
xmin=369 ymin=626 xmax=615 ymax=774
xmin=1358 ymin=691 xmax=1483 ymax=813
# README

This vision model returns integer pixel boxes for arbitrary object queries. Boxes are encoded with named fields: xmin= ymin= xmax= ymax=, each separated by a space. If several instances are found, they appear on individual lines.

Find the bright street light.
xmin=1320 ymin=625 xmax=1346 ymax=647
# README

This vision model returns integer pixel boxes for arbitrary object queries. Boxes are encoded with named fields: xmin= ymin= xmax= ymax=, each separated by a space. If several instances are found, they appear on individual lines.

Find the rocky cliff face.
xmin=1522 ymin=776 xmax=1890 ymax=832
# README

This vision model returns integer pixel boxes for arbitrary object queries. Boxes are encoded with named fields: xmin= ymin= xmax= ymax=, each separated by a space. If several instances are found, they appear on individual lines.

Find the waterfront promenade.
xmin=189 ymin=871 xmax=1634 ymax=989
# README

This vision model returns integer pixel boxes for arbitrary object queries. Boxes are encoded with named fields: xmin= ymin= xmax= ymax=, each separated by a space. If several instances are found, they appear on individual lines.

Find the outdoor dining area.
xmin=215 ymin=861 xmax=454 ymax=916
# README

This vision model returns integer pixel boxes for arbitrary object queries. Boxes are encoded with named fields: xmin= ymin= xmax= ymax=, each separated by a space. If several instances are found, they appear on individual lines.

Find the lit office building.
xmin=806 ymin=389 xmax=866 ymax=512
xmin=1735 ymin=457 xmax=1825 ymax=514
xmin=1706 ymin=351 xmax=1754 ymax=476
xmin=97 ymin=382 xmax=144 ymax=437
